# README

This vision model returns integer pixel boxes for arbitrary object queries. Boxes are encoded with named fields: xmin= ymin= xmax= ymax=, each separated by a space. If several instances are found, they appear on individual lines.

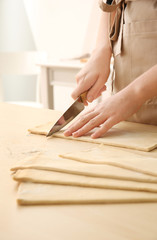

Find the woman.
xmin=64 ymin=0 xmax=157 ymax=138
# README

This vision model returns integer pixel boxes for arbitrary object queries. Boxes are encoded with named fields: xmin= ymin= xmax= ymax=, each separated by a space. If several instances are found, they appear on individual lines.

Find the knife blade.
xmin=46 ymin=91 xmax=87 ymax=137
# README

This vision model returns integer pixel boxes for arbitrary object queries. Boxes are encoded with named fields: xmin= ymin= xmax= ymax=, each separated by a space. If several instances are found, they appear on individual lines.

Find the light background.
xmin=0 ymin=0 xmax=101 ymax=107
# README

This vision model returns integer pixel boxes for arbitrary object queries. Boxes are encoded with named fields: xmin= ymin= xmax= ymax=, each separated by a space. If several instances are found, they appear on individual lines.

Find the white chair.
xmin=0 ymin=51 xmax=47 ymax=108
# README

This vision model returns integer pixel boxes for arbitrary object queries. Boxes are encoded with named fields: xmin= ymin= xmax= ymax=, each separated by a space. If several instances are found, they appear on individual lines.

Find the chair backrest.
xmin=0 ymin=51 xmax=47 ymax=102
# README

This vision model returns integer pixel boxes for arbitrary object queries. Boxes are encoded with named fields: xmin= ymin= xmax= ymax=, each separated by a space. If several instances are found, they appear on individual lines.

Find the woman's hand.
xmin=65 ymin=64 xmax=157 ymax=138
xmin=71 ymin=46 xmax=112 ymax=105
xmin=64 ymin=87 xmax=144 ymax=138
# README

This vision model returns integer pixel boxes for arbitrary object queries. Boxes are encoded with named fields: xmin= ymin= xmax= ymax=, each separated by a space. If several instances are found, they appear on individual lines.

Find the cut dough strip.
xmin=17 ymin=182 xmax=157 ymax=205
xmin=28 ymin=121 xmax=157 ymax=152
xmin=10 ymin=154 xmax=157 ymax=183
xmin=13 ymin=168 xmax=157 ymax=193
xmin=60 ymin=146 xmax=157 ymax=177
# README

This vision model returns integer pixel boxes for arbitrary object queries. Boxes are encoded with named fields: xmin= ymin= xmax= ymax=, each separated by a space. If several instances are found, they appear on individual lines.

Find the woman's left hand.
xmin=64 ymin=89 xmax=143 ymax=138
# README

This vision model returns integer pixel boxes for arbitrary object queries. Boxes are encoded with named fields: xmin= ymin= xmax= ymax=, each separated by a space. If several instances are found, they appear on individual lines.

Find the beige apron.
xmin=99 ymin=0 xmax=157 ymax=125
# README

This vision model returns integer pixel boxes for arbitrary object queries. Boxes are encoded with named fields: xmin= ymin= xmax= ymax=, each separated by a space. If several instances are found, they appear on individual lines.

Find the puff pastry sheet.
xmin=28 ymin=121 xmax=157 ymax=152
xmin=60 ymin=146 xmax=157 ymax=177
xmin=17 ymin=182 xmax=157 ymax=205
xmin=13 ymin=168 xmax=157 ymax=193
xmin=11 ymin=154 xmax=157 ymax=183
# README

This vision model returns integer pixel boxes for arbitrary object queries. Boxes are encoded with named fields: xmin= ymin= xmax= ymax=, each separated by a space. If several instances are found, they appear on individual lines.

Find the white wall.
xmin=0 ymin=0 xmax=36 ymax=52
xmin=0 ymin=0 xmax=101 ymax=106
xmin=23 ymin=0 xmax=101 ymax=59
xmin=0 ymin=0 xmax=37 ymax=101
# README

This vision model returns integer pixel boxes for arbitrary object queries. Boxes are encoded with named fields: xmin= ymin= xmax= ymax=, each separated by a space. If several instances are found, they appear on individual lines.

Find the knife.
xmin=46 ymin=91 xmax=87 ymax=137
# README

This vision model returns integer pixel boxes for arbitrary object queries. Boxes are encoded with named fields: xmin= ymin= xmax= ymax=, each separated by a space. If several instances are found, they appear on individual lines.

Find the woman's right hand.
xmin=71 ymin=45 xmax=112 ymax=104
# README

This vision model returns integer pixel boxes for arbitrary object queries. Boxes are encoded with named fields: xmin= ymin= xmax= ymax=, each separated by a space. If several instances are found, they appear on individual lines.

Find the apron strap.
xmin=99 ymin=0 xmax=126 ymax=56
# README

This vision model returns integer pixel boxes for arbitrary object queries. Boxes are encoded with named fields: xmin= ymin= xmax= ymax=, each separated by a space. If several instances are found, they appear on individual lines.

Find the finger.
xmin=71 ymin=74 xmax=97 ymax=100
xmin=99 ymin=85 xmax=107 ymax=94
xmin=79 ymin=105 xmax=95 ymax=117
xmin=71 ymin=87 xmax=88 ymax=105
xmin=95 ymin=85 xmax=106 ymax=99
xmin=72 ymin=114 xmax=105 ymax=137
xmin=75 ymin=71 xmax=84 ymax=84
xmin=71 ymin=76 xmax=87 ymax=100
xmin=64 ymin=110 xmax=97 ymax=136
xmin=83 ymin=100 xmax=88 ymax=106
xmin=86 ymin=77 xmax=105 ymax=102
xmin=91 ymin=117 xmax=116 ymax=139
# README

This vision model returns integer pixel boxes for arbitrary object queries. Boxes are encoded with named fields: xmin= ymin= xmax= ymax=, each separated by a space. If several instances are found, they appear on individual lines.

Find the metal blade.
xmin=46 ymin=96 xmax=85 ymax=137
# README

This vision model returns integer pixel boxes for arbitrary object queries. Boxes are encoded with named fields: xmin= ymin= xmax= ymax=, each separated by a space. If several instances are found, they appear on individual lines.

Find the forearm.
xmin=122 ymin=64 xmax=157 ymax=106
xmin=94 ymin=11 xmax=112 ymax=52
xmin=71 ymin=9 xmax=114 ymax=101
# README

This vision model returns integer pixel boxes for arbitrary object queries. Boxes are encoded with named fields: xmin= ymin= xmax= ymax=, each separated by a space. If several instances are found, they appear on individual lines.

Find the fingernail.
xmin=72 ymin=132 xmax=79 ymax=138
xmin=88 ymin=96 xmax=93 ymax=102
xmin=91 ymin=133 xmax=97 ymax=139
xmin=64 ymin=130 xmax=71 ymax=136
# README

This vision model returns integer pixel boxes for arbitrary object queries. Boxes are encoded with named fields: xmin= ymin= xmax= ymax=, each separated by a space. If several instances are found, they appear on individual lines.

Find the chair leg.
xmin=0 ymin=77 xmax=4 ymax=102
xmin=36 ymin=74 xmax=42 ymax=104
xmin=39 ymin=66 xmax=54 ymax=109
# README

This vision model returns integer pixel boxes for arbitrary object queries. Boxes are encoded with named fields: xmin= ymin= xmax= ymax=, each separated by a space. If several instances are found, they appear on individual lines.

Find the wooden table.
xmin=1 ymin=102 xmax=157 ymax=240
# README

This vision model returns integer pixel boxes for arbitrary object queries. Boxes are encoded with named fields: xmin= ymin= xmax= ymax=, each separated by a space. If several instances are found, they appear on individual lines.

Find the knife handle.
xmin=80 ymin=91 xmax=88 ymax=103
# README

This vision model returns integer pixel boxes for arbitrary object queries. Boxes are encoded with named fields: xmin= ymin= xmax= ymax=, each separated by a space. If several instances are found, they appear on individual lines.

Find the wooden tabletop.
xmin=1 ymin=102 xmax=157 ymax=240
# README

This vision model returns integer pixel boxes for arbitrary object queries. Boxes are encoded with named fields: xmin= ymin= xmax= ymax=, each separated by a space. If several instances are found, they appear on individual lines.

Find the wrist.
xmin=124 ymin=65 xmax=157 ymax=106
xmin=91 ymin=44 xmax=112 ymax=64
xmin=122 ymin=81 xmax=146 ymax=109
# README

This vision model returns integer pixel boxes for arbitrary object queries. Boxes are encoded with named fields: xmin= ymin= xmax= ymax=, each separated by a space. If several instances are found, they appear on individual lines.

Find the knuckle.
xmin=75 ymin=75 xmax=80 ymax=83
xmin=75 ymin=70 xmax=82 ymax=79
xmin=102 ymin=120 xmax=113 ymax=131
xmin=89 ymin=118 xmax=96 ymax=126
xmin=68 ymin=125 xmax=75 ymax=132
xmin=80 ymin=116 xmax=87 ymax=123
xmin=77 ymin=128 xmax=84 ymax=134
xmin=102 ymin=122 xmax=109 ymax=130
xmin=75 ymin=72 xmax=84 ymax=83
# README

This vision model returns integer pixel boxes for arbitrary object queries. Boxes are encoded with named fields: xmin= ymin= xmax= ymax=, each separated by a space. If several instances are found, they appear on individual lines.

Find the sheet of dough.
xmin=10 ymin=154 xmax=157 ymax=183
xmin=13 ymin=168 xmax=157 ymax=193
xmin=60 ymin=146 xmax=157 ymax=177
xmin=17 ymin=182 xmax=157 ymax=205
xmin=28 ymin=121 xmax=157 ymax=152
